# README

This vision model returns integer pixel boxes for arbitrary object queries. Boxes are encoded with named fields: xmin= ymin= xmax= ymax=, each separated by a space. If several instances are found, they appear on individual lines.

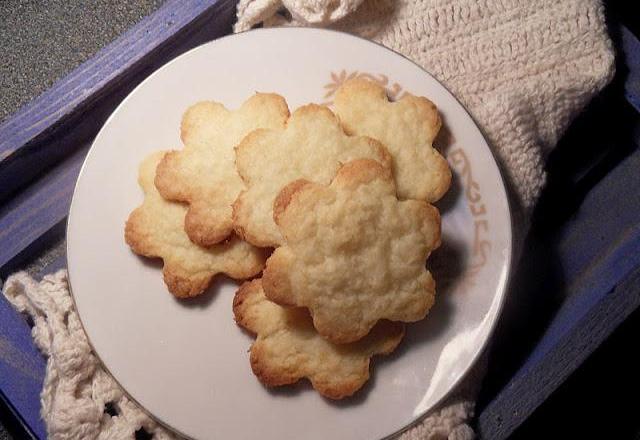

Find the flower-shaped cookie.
xmin=262 ymin=159 xmax=441 ymax=343
xmin=233 ymin=279 xmax=404 ymax=399
xmin=125 ymin=151 xmax=266 ymax=297
xmin=334 ymin=78 xmax=451 ymax=202
xmin=155 ymin=94 xmax=289 ymax=246
xmin=233 ymin=103 xmax=391 ymax=248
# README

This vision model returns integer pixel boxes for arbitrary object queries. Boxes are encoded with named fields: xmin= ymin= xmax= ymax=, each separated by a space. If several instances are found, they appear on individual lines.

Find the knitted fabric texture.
xmin=3 ymin=271 xmax=475 ymax=440
xmin=235 ymin=0 xmax=615 ymax=228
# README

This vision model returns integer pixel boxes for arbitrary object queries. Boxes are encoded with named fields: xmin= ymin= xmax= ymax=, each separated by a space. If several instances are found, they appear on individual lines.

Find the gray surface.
xmin=0 ymin=2 xmax=165 ymax=438
xmin=0 ymin=0 xmax=164 ymax=123
xmin=25 ymin=236 xmax=67 ymax=278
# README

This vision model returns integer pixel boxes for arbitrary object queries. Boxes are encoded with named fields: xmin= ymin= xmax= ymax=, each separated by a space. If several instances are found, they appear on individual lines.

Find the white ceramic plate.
xmin=67 ymin=28 xmax=512 ymax=440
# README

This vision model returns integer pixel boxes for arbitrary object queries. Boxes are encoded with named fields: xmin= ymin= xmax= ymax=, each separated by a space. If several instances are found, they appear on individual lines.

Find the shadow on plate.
xmin=172 ymin=274 xmax=238 ymax=309
xmin=385 ymin=234 xmax=466 ymax=360
xmin=137 ymin=254 xmax=163 ymax=270
xmin=435 ymin=163 xmax=462 ymax=216
xmin=434 ymin=115 xmax=455 ymax=156
xmin=261 ymin=363 xmax=378 ymax=407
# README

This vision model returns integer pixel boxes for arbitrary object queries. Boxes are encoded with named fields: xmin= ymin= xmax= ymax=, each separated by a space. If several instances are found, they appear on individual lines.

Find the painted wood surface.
xmin=478 ymin=142 xmax=640 ymax=439
xmin=0 ymin=147 xmax=85 ymax=274
xmin=0 ymin=287 xmax=47 ymax=440
xmin=624 ymin=25 xmax=640 ymax=113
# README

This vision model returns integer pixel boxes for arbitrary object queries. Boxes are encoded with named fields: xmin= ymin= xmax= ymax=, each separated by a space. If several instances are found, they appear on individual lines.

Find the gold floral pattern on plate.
xmin=322 ymin=70 xmax=406 ymax=105
xmin=448 ymin=148 xmax=491 ymax=286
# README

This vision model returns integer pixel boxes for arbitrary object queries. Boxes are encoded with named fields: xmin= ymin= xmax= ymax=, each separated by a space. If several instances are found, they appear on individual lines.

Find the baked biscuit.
xmin=233 ymin=279 xmax=404 ymax=399
xmin=125 ymin=151 xmax=266 ymax=298
xmin=155 ymin=94 xmax=289 ymax=246
xmin=233 ymin=104 xmax=391 ymax=248
xmin=262 ymin=159 xmax=440 ymax=343
xmin=334 ymin=78 xmax=451 ymax=202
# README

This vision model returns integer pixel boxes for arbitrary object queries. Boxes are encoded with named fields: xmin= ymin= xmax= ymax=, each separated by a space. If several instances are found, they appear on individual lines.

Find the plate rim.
xmin=66 ymin=26 xmax=514 ymax=440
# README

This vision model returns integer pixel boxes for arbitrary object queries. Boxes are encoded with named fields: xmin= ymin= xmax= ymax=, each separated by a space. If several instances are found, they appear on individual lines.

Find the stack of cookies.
xmin=125 ymin=78 xmax=451 ymax=399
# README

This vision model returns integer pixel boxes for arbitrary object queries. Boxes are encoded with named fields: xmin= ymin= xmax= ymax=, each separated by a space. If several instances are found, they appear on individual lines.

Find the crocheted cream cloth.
xmin=3 ymin=1 xmax=614 ymax=439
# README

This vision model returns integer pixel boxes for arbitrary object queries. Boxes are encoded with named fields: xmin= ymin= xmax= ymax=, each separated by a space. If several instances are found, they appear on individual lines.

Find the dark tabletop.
xmin=0 ymin=0 xmax=163 ymax=122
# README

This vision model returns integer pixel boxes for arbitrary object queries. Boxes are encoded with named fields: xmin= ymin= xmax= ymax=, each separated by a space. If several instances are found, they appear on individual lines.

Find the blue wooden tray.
xmin=1 ymin=2 xmax=639 ymax=438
